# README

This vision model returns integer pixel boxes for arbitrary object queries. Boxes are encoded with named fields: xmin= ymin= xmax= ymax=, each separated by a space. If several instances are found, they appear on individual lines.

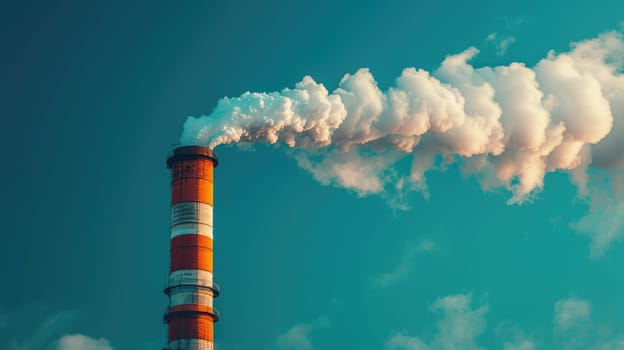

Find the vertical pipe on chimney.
xmin=165 ymin=146 xmax=219 ymax=350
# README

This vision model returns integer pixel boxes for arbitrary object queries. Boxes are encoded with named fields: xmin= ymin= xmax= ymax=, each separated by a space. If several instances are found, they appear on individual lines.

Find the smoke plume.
xmin=180 ymin=31 xmax=624 ymax=210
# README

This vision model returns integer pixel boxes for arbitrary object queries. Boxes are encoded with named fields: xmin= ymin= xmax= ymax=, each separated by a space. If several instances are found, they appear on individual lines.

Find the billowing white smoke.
xmin=181 ymin=31 xmax=624 ymax=215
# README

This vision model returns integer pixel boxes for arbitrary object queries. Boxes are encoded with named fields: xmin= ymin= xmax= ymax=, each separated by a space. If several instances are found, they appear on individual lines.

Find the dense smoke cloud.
xmin=180 ymin=31 xmax=624 ymax=251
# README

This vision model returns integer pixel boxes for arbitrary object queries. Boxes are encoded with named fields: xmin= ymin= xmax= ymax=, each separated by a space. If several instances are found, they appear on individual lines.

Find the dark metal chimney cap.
xmin=166 ymin=145 xmax=219 ymax=168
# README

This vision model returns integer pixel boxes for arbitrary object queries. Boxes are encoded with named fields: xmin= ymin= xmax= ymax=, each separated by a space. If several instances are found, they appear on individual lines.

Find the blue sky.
xmin=2 ymin=1 xmax=624 ymax=349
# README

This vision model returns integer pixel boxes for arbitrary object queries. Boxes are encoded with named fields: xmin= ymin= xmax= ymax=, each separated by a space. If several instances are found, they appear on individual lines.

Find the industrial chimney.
xmin=164 ymin=145 xmax=219 ymax=350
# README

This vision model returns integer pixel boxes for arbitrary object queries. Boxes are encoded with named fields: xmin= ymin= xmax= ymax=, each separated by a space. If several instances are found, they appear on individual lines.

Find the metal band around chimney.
xmin=168 ymin=286 xmax=214 ymax=308
xmin=171 ymin=222 xmax=213 ymax=238
xmin=168 ymin=339 xmax=214 ymax=350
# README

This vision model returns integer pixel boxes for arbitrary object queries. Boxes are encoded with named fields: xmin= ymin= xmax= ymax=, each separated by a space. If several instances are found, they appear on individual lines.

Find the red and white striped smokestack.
xmin=164 ymin=145 xmax=219 ymax=350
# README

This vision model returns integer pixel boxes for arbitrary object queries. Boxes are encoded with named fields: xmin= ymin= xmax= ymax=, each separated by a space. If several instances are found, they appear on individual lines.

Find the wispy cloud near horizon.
xmin=56 ymin=334 xmax=112 ymax=350
xmin=386 ymin=293 xmax=489 ymax=350
xmin=276 ymin=316 xmax=330 ymax=350
xmin=0 ymin=303 xmax=113 ymax=350
xmin=384 ymin=293 xmax=624 ymax=349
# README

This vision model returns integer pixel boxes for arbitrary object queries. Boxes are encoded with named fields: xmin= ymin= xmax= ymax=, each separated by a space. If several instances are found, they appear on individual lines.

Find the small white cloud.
xmin=554 ymin=297 xmax=592 ymax=332
xmin=485 ymin=32 xmax=516 ymax=56
xmin=386 ymin=293 xmax=488 ymax=350
xmin=553 ymin=297 xmax=592 ymax=349
xmin=375 ymin=239 xmax=436 ymax=287
xmin=552 ymin=296 xmax=624 ymax=349
xmin=496 ymin=324 xmax=536 ymax=350
xmin=431 ymin=294 xmax=488 ymax=350
xmin=277 ymin=324 xmax=313 ymax=350
xmin=276 ymin=316 xmax=330 ymax=350
xmin=386 ymin=333 xmax=429 ymax=350
xmin=56 ymin=334 xmax=113 ymax=350
xmin=497 ymin=37 xmax=516 ymax=56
